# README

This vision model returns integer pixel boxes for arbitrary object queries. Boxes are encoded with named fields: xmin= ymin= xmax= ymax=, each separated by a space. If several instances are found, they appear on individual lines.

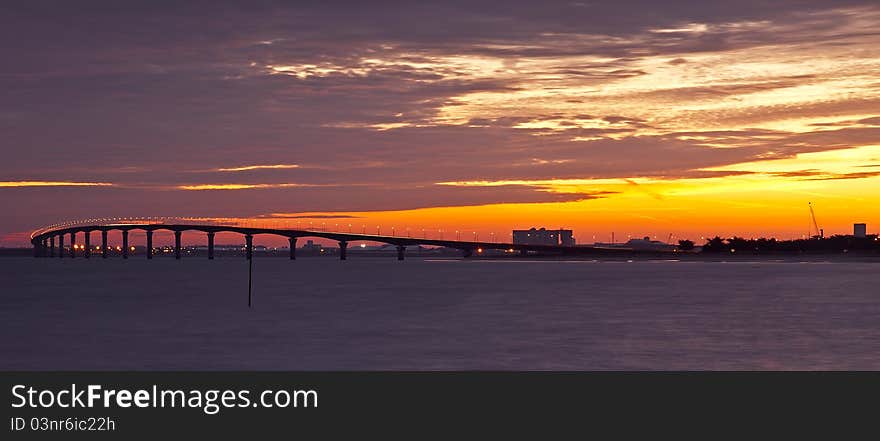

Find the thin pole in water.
xmin=248 ymin=253 xmax=253 ymax=308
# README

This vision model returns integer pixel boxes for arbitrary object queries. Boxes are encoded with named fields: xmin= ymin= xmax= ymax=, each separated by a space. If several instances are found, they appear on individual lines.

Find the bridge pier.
xmin=146 ymin=230 xmax=153 ymax=259
xmin=397 ymin=245 xmax=405 ymax=261
xmin=122 ymin=230 xmax=129 ymax=259
xmin=339 ymin=241 xmax=348 ymax=260
xmin=33 ymin=240 xmax=40 ymax=257
xmin=84 ymin=231 xmax=91 ymax=258
xmin=520 ymin=249 xmax=527 ymax=256
xmin=288 ymin=238 xmax=297 ymax=260
xmin=245 ymin=234 xmax=253 ymax=260
xmin=101 ymin=230 xmax=108 ymax=258
xmin=58 ymin=234 xmax=65 ymax=258
xmin=174 ymin=231 xmax=182 ymax=260
xmin=69 ymin=232 xmax=76 ymax=258
xmin=207 ymin=232 xmax=215 ymax=260
xmin=49 ymin=236 xmax=55 ymax=257
xmin=462 ymin=248 xmax=473 ymax=258
xmin=42 ymin=239 xmax=48 ymax=257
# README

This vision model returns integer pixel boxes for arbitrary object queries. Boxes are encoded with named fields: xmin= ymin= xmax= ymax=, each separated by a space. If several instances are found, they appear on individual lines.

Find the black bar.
xmin=2 ymin=372 xmax=877 ymax=437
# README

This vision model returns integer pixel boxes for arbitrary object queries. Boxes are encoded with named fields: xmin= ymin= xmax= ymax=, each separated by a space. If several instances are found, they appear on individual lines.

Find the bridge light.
xmin=477 ymin=248 xmax=483 ymax=253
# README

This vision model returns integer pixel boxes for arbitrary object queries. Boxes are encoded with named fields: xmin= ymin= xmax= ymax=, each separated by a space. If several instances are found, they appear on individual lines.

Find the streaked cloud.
xmin=214 ymin=164 xmax=300 ymax=172
xmin=0 ymin=181 xmax=114 ymax=188
xmin=177 ymin=183 xmax=309 ymax=191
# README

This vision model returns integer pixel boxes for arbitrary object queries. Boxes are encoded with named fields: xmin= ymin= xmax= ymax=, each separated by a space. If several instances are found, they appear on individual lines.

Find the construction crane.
xmin=808 ymin=202 xmax=824 ymax=239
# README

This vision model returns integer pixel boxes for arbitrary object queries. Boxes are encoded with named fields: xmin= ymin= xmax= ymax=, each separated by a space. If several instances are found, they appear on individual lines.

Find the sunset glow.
xmin=214 ymin=164 xmax=301 ymax=172
xmin=2 ymin=2 xmax=879 ymax=246
xmin=0 ymin=181 xmax=115 ymax=188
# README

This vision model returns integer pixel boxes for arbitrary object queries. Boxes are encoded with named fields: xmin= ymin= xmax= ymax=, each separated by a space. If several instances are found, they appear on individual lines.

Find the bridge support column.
xmin=33 ymin=240 xmax=41 ymax=257
xmin=520 ymin=249 xmax=527 ymax=256
xmin=122 ymin=230 xmax=129 ymax=259
xmin=339 ymin=241 xmax=348 ymax=260
xmin=245 ymin=234 xmax=253 ymax=260
xmin=42 ymin=239 xmax=48 ymax=257
xmin=84 ymin=232 xmax=91 ymax=258
xmin=146 ymin=231 xmax=153 ymax=259
xmin=397 ymin=245 xmax=405 ymax=261
xmin=58 ymin=234 xmax=65 ymax=258
xmin=69 ymin=232 xmax=76 ymax=258
xmin=174 ymin=231 xmax=182 ymax=260
xmin=49 ymin=236 xmax=55 ymax=257
xmin=288 ymin=238 xmax=297 ymax=260
xmin=462 ymin=248 xmax=473 ymax=258
xmin=207 ymin=232 xmax=215 ymax=260
xmin=101 ymin=230 xmax=108 ymax=258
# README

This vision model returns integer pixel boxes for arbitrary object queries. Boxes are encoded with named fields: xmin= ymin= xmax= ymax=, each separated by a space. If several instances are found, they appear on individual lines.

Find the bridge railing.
xmin=30 ymin=217 xmax=228 ymax=239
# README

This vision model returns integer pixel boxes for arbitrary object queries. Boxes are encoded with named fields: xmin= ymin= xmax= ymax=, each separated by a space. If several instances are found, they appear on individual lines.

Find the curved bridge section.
xmin=30 ymin=217 xmax=624 ymax=260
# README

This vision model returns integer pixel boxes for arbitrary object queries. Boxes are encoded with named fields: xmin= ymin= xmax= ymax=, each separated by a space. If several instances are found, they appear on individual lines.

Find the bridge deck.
xmin=30 ymin=222 xmax=663 ymax=259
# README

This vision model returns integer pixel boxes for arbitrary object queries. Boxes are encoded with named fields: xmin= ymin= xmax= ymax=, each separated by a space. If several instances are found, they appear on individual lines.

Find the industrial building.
xmin=854 ymin=223 xmax=867 ymax=238
xmin=512 ymin=228 xmax=575 ymax=246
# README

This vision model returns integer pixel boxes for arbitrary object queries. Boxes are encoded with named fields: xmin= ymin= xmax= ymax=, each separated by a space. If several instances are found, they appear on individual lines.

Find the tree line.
xmin=698 ymin=235 xmax=880 ymax=254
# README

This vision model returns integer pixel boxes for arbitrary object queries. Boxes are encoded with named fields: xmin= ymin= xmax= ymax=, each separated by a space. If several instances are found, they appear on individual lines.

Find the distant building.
xmin=301 ymin=240 xmax=323 ymax=251
xmin=595 ymin=236 xmax=676 ymax=251
xmin=623 ymin=236 xmax=675 ymax=251
xmin=854 ymin=223 xmax=867 ymax=238
xmin=512 ymin=228 xmax=575 ymax=246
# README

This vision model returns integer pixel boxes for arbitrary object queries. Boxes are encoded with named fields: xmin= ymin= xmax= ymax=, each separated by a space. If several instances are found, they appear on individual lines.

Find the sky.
xmin=2 ymin=0 xmax=880 ymax=246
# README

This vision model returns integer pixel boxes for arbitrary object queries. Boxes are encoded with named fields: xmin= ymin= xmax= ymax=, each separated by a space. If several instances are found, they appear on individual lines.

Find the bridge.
xmin=29 ymin=217 xmax=635 ymax=260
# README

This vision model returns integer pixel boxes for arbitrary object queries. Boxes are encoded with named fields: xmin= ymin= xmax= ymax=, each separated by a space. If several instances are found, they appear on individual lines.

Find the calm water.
xmin=2 ymin=256 xmax=879 ymax=370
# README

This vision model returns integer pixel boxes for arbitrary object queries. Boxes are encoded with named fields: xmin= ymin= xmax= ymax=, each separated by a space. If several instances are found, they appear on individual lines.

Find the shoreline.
xmin=2 ymin=249 xmax=878 ymax=262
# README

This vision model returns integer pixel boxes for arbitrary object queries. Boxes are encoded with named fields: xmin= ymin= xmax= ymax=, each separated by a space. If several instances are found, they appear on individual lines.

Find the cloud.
xmin=213 ymin=164 xmax=300 ymax=172
xmin=0 ymin=181 xmax=114 ymax=188
xmin=176 ymin=183 xmax=310 ymax=191
xmin=2 ymin=1 xmax=880 ymax=244
xmin=806 ymin=171 xmax=880 ymax=181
